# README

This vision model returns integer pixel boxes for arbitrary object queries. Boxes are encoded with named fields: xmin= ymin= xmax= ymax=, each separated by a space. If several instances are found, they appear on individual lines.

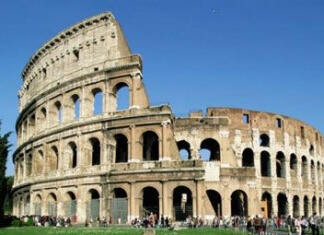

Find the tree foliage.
xmin=0 ymin=120 xmax=11 ymax=224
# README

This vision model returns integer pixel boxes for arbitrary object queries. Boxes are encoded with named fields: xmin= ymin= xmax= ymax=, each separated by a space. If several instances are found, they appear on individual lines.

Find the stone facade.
xmin=12 ymin=12 xmax=324 ymax=223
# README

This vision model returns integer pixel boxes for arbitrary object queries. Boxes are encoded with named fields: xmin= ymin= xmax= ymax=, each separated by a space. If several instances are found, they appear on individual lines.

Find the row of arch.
xmin=15 ymin=131 xmax=161 ymax=180
xmin=15 ymin=187 xmax=324 ymax=222
xmin=241 ymin=148 xmax=324 ymax=182
xmin=18 ymin=82 xmax=130 ymax=143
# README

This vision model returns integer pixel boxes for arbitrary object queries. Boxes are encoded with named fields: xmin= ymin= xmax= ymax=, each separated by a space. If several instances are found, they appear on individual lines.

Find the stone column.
xmin=196 ymin=180 xmax=202 ymax=218
xmin=129 ymin=125 xmax=139 ymax=162
xmin=161 ymin=121 xmax=169 ymax=160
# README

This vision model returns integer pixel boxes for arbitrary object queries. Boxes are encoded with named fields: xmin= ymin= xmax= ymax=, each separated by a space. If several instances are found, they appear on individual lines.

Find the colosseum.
xmin=12 ymin=12 xmax=324 ymax=224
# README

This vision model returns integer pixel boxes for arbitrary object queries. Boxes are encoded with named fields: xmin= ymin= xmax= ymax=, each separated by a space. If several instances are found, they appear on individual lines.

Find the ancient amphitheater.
xmin=12 ymin=12 xmax=324 ymax=223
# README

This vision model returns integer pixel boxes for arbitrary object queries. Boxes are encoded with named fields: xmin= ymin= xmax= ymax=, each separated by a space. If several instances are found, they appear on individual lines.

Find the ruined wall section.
xmin=207 ymin=107 xmax=323 ymax=158
xmin=18 ymin=12 xmax=132 ymax=112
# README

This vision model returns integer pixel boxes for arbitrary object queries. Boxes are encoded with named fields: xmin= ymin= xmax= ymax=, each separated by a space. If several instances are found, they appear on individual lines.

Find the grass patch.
xmin=0 ymin=227 xmax=246 ymax=235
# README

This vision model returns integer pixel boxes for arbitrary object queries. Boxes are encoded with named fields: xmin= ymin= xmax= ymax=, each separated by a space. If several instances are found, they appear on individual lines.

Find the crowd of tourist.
xmin=7 ymin=212 xmax=324 ymax=235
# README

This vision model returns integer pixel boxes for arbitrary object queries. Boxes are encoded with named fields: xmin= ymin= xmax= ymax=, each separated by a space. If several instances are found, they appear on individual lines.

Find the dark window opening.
xmin=206 ymin=190 xmax=222 ymax=217
xmin=311 ymin=160 xmax=315 ymax=181
xmin=276 ymin=118 xmax=282 ymax=128
xmin=242 ymin=114 xmax=249 ymax=124
xmin=200 ymin=138 xmax=220 ymax=161
xmin=277 ymin=193 xmax=288 ymax=217
xmin=261 ymin=151 xmax=271 ymax=177
xmin=41 ymin=108 xmax=47 ymax=118
xmin=304 ymin=196 xmax=309 ymax=218
xmin=177 ymin=140 xmax=191 ymax=160
xmin=91 ymin=138 xmax=101 ymax=166
xmin=115 ymin=134 xmax=128 ymax=163
xmin=290 ymin=154 xmax=297 ymax=170
xmin=42 ymin=67 xmax=47 ymax=78
xmin=142 ymin=131 xmax=159 ymax=161
xmin=49 ymin=146 xmax=59 ymax=172
xmin=73 ymin=49 xmax=79 ymax=60
xmin=242 ymin=148 xmax=254 ymax=167
xmin=69 ymin=142 xmax=77 ymax=168
xmin=301 ymin=126 xmax=305 ymax=139
xmin=309 ymin=145 xmax=314 ymax=156
xmin=312 ymin=197 xmax=317 ymax=214
xmin=259 ymin=134 xmax=270 ymax=147
xmin=276 ymin=152 xmax=286 ymax=178
xmin=173 ymin=186 xmax=193 ymax=221
xmin=301 ymin=156 xmax=308 ymax=178
xmin=231 ymin=190 xmax=248 ymax=217
xmin=293 ymin=196 xmax=300 ymax=218
xmin=142 ymin=187 xmax=159 ymax=217
xmin=114 ymin=188 xmax=127 ymax=198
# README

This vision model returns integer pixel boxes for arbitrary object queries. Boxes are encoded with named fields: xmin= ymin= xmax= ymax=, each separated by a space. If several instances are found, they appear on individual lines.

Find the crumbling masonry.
xmin=12 ymin=12 xmax=324 ymax=223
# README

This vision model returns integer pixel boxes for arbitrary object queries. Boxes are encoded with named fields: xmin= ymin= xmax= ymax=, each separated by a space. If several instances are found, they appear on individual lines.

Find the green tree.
xmin=3 ymin=176 xmax=14 ymax=213
xmin=0 ymin=120 xmax=11 ymax=225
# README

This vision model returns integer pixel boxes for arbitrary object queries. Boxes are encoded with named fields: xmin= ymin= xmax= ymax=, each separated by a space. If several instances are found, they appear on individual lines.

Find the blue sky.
xmin=1 ymin=0 xmax=324 ymax=176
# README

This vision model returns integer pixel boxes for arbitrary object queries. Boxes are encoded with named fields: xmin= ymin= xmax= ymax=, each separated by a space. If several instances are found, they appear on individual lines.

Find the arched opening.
xmin=90 ymin=138 xmax=101 ymax=166
xmin=142 ymin=187 xmax=159 ymax=218
xmin=111 ymin=188 xmax=128 ymax=224
xmin=29 ymin=114 xmax=36 ymax=136
xmin=231 ymin=190 xmax=248 ymax=217
xmin=64 ymin=192 xmax=77 ymax=221
xmin=261 ymin=151 xmax=271 ymax=177
xmin=259 ymin=134 xmax=270 ymax=147
xmin=114 ymin=82 xmax=129 ymax=110
xmin=319 ymin=198 xmax=322 ymax=216
xmin=293 ymin=196 xmax=300 ymax=218
xmin=290 ymin=154 xmax=297 ymax=172
xmin=177 ymin=140 xmax=191 ymax=160
xmin=309 ymin=145 xmax=314 ymax=156
xmin=34 ymin=150 xmax=44 ymax=175
xmin=276 ymin=151 xmax=286 ymax=178
xmin=67 ymin=142 xmax=77 ymax=169
xmin=173 ymin=186 xmax=193 ymax=221
xmin=142 ymin=131 xmax=159 ymax=161
xmin=242 ymin=148 xmax=254 ymax=167
xmin=93 ymin=88 xmax=103 ymax=115
xmin=49 ymin=146 xmax=59 ymax=172
xmin=301 ymin=156 xmax=308 ymax=179
xmin=206 ymin=190 xmax=222 ymax=217
xmin=304 ymin=196 xmax=310 ymax=218
xmin=312 ymin=196 xmax=317 ymax=214
xmin=55 ymin=101 xmax=62 ymax=124
xmin=200 ymin=138 xmax=220 ymax=161
xmin=311 ymin=160 xmax=315 ymax=183
xmin=87 ymin=189 xmax=100 ymax=221
xmin=72 ymin=94 xmax=81 ymax=120
xmin=39 ymin=107 xmax=47 ymax=130
xmin=277 ymin=193 xmax=288 ymax=217
xmin=26 ymin=154 xmax=32 ymax=176
xmin=261 ymin=192 xmax=272 ymax=218
xmin=34 ymin=194 xmax=42 ymax=215
xmin=115 ymin=134 xmax=128 ymax=163
xmin=25 ymin=195 xmax=31 ymax=216
xmin=47 ymin=193 xmax=57 ymax=217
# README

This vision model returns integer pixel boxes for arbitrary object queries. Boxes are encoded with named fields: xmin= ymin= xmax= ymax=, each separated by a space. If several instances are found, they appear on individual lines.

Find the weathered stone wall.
xmin=12 ymin=12 xmax=324 ymax=223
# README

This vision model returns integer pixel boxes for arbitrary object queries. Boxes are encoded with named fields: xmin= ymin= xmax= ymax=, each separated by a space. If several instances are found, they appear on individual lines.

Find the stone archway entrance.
xmin=173 ymin=186 xmax=193 ymax=221
xmin=111 ymin=188 xmax=128 ymax=224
